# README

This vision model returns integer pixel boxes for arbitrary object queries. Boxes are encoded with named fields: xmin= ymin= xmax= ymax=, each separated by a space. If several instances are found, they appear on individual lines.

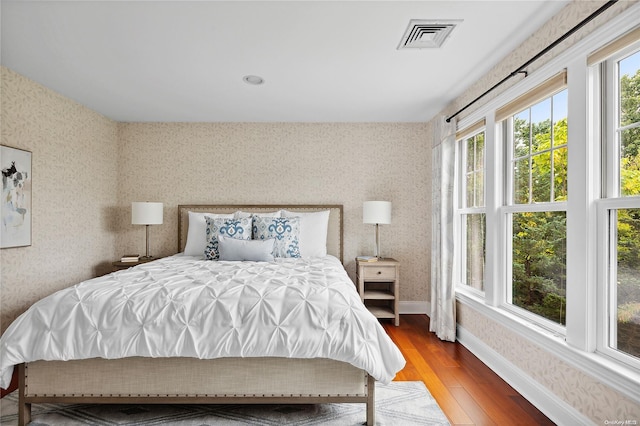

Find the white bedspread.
xmin=0 ymin=255 xmax=405 ymax=388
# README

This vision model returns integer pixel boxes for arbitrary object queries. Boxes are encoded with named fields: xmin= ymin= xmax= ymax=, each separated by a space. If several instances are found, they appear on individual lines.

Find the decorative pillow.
xmin=218 ymin=235 xmax=275 ymax=262
xmin=282 ymin=210 xmax=330 ymax=257
xmin=184 ymin=211 xmax=234 ymax=257
xmin=204 ymin=216 xmax=252 ymax=260
xmin=234 ymin=210 xmax=281 ymax=219
xmin=252 ymin=216 xmax=301 ymax=258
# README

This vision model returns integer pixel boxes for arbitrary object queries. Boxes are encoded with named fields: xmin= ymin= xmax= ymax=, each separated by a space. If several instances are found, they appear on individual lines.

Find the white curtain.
xmin=430 ymin=115 xmax=457 ymax=342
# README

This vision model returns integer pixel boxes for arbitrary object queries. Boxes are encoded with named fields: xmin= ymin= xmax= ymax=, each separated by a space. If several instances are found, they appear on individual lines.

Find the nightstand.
xmin=112 ymin=257 xmax=157 ymax=272
xmin=356 ymin=257 xmax=399 ymax=326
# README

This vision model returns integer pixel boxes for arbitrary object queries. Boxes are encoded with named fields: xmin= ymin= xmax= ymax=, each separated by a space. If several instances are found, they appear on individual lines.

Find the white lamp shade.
xmin=131 ymin=202 xmax=163 ymax=225
xmin=363 ymin=201 xmax=391 ymax=225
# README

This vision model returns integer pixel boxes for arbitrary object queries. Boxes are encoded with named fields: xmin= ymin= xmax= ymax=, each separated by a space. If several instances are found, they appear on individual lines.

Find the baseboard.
xmin=399 ymin=301 xmax=430 ymax=315
xmin=456 ymin=325 xmax=594 ymax=426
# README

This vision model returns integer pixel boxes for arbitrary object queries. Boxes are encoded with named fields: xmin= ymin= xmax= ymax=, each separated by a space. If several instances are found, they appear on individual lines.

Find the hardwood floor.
xmin=383 ymin=315 xmax=555 ymax=426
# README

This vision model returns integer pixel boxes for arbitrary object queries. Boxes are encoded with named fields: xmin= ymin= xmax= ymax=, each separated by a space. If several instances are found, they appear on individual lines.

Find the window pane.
xmin=554 ymin=147 xmax=568 ymax=201
xmin=614 ymin=208 xmax=640 ymax=359
xmin=618 ymin=50 xmax=640 ymax=197
xmin=619 ymin=50 xmax=640 ymax=129
xmin=514 ymin=111 xmax=530 ymax=159
xmin=553 ymin=91 xmax=568 ymax=130
xmin=512 ymin=211 xmax=566 ymax=325
xmin=511 ymin=90 xmax=567 ymax=205
xmin=514 ymin=158 xmax=530 ymax=204
xmin=620 ymin=128 xmax=640 ymax=196
xmin=464 ymin=213 xmax=486 ymax=291
xmin=531 ymin=151 xmax=551 ymax=203
xmin=475 ymin=133 xmax=485 ymax=170
xmin=462 ymin=132 xmax=485 ymax=208
xmin=531 ymin=98 xmax=552 ymax=153
xmin=467 ymin=137 xmax=475 ymax=173
xmin=466 ymin=173 xmax=475 ymax=207
xmin=475 ymin=170 xmax=484 ymax=207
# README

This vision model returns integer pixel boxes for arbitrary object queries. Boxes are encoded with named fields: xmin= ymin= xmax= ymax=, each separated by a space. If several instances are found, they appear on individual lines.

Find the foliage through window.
xmin=508 ymin=89 xmax=568 ymax=326
xmin=607 ymin=48 xmax=640 ymax=360
xmin=619 ymin=51 xmax=640 ymax=197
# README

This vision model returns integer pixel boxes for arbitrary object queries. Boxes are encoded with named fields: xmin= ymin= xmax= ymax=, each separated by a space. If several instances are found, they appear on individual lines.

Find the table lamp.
xmin=132 ymin=201 xmax=163 ymax=259
xmin=363 ymin=201 xmax=391 ymax=258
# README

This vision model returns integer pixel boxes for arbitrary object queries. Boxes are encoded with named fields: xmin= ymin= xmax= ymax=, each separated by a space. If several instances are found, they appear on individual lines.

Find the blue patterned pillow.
xmin=204 ymin=216 xmax=252 ymax=260
xmin=252 ymin=216 xmax=301 ymax=258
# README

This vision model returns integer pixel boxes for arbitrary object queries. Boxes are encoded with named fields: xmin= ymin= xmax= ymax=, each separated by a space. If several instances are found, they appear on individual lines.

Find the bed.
xmin=0 ymin=204 xmax=405 ymax=426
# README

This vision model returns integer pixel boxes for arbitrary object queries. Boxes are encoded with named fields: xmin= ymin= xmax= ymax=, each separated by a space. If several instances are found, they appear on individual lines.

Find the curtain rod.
xmin=445 ymin=0 xmax=619 ymax=123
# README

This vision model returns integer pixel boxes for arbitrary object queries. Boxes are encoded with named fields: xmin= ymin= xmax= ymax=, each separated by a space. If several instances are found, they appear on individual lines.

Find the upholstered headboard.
xmin=177 ymin=204 xmax=344 ymax=263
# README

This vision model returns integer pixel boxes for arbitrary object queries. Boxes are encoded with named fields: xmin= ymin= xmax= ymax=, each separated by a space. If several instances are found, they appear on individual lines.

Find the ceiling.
xmin=0 ymin=1 xmax=569 ymax=123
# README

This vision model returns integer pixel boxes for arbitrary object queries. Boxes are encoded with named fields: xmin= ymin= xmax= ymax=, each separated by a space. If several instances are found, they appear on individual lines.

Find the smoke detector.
xmin=398 ymin=19 xmax=462 ymax=49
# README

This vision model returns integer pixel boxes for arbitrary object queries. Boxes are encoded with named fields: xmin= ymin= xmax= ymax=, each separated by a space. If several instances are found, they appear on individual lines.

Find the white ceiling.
xmin=0 ymin=1 xmax=569 ymax=123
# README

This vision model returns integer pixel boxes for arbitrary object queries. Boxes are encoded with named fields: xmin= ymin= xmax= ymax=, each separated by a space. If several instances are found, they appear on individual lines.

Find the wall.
xmin=115 ymin=122 xmax=431 ymax=302
xmin=0 ymin=67 xmax=431 ymax=334
xmin=458 ymin=303 xmax=640 ymax=422
xmin=0 ymin=67 xmax=119 ymax=333
xmin=428 ymin=0 xmax=640 ymax=423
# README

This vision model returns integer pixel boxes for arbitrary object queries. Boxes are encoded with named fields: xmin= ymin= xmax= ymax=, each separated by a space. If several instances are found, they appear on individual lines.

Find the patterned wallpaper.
xmin=1 ymin=67 xmax=119 ymax=333
xmin=1 ymin=68 xmax=432 ymax=333
xmin=115 ymin=122 xmax=431 ymax=299
xmin=430 ymin=0 xmax=640 ymax=422
xmin=458 ymin=304 xmax=640 ymax=423
xmin=1 ymin=65 xmax=432 ymax=334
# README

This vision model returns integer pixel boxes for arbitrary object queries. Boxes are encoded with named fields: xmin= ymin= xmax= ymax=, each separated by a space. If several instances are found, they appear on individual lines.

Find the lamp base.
xmin=375 ymin=223 xmax=382 ymax=259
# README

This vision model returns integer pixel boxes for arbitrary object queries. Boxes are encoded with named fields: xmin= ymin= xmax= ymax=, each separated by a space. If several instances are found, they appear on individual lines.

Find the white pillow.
xmin=234 ymin=210 xmax=282 ymax=218
xmin=218 ymin=235 xmax=275 ymax=262
xmin=282 ymin=209 xmax=330 ymax=257
xmin=184 ymin=211 xmax=234 ymax=257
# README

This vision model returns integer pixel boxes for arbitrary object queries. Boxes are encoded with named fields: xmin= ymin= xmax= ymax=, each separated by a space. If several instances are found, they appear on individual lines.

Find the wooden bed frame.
xmin=17 ymin=204 xmax=376 ymax=426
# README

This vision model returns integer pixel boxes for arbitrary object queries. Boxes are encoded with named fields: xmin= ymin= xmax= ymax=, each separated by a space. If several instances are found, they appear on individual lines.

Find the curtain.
xmin=430 ymin=115 xmax=457 ymax=342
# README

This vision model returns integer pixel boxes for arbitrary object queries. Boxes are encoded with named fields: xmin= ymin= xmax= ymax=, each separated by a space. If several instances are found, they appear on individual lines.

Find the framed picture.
xmin=1 ymin=145 xmax=32 ymax=248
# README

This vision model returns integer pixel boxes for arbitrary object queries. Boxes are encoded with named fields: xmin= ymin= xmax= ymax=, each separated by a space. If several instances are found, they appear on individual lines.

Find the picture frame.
xmin=1 ymin=145 xmax=32 ymax=248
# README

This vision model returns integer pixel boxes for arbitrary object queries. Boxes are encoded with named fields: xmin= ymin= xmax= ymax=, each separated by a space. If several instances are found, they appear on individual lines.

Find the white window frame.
xmin=452 ymin=5 xmax=640 ymax=404
xmin=500 ymin=86 xmax=569 ymax=334
xmin=595 ymin=39 xmax=640 ymax=369
xmin=455 ymin=127 xmax=486 ymax=297
xmin=596 ymin=197 xmax=640 ymax=369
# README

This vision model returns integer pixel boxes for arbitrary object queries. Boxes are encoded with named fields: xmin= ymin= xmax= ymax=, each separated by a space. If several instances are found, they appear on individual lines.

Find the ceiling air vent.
xmin=398 ymin=19 xmax=462 ymax=50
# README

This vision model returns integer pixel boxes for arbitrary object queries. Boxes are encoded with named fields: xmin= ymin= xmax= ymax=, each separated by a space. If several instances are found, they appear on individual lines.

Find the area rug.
xmin=0 ymin=381 xmax=449 ymax=425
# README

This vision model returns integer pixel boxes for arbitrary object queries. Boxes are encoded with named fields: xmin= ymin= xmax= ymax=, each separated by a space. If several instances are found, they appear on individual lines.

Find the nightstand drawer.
xmin=112 ymin=257 xmax=158 ymax=272
xmin=362 ymin=266 xmax=396 ymax=280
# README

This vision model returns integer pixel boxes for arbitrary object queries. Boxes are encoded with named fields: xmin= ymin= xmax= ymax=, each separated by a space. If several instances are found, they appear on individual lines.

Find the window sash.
xmin=501 ymin=84 xmax=569 ymax=328
xmin=458 ymin=212 xmax=486 ymax=292
xmin=596 ymin=197 xmax=640 ymax=367
xmin=458 ymin=130 xmax=486 ymax=209
xmin=596 ymin=35 xmax=640 ymax=369
xmin=457 ymin=127 xmax=487 ymax=292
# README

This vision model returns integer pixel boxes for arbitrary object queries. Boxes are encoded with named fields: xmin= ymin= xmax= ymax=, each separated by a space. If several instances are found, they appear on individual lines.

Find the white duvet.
xmin=0 ymin=255 xmax=405 ymax=389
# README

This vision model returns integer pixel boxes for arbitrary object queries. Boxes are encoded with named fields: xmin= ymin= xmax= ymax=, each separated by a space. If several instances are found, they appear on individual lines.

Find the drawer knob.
xmin=377 ymin=271 xmax=382 ymax=275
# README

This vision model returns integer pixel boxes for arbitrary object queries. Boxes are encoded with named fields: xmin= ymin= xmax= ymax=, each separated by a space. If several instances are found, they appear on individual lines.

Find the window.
xmin=501 ymin=74 xmax=568 ymax=327
xmin=600 ymin=46 xmax=640 ymax=362
xmin=452 ymin=15 xmax=640 ymax=397
xmin=457 ymin=123 xmax=486 ymax=292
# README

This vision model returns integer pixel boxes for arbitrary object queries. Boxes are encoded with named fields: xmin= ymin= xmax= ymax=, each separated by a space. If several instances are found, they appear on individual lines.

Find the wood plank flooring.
xmin=383 ymin=315 xmax=554 ymax=426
